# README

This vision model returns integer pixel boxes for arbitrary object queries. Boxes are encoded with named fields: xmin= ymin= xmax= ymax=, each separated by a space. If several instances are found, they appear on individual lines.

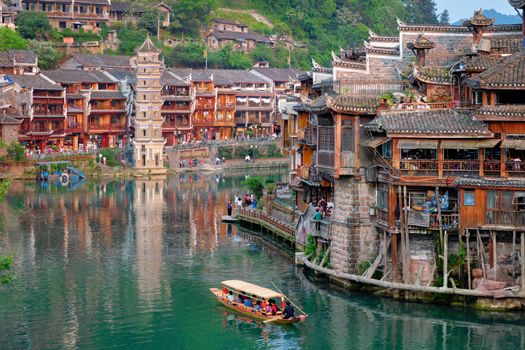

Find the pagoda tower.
xmin=133 ymin=36 xmax=166 ymax=173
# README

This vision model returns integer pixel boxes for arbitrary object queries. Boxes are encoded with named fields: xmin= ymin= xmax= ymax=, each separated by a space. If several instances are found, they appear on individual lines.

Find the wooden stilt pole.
xmin=512 ymin=231 xmax=516 ymax=281
xmin=477 ymin=229 xmax=487 ymax=280
xmin=521 ymin=232 xmax=525 ymax=292
xmin=491 ymin=231 xmax=497 ymax=275
xmin=398 ymin=185 xmax=406 ymax=282
xmin=383 ymin=231 xmax=387 ymax=268
xmin=466 ymin=229 xmax=471 ymax=289
xmin=404 ymin=186 xmax=411 ymax=281
xmin=443 ymin=230 xmax=448 ymax=288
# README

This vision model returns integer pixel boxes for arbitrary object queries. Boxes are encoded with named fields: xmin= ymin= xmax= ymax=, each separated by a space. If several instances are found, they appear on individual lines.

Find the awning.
xmin=398 ymin=139 xmax=438 ymax=149
xmin=476 ymin=139 xmax=500 ymax=148
xmin=502 ymin=139 xmax=525 ymax=150
xmin=366 ymin=137 xmax=390 ymax=148
xmin=441 ymin=140 xmax=482 ymax=149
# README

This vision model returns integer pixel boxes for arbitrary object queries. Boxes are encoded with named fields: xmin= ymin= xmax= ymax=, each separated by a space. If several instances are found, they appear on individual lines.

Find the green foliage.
xmin=137 ymin=7 xmax=161 ymax=35
xmin=28 ymin=40 xmax=62 ymax=70
xmin=171 ymin=0 xmax=218 ymax=35
xmin=116 ymin=27 xmax=147 ymax=55
xmin=0 ymin=254 xmax=14 ymax=285
xmin=304 ymin=234 xmax=316 ymax=258
xmin=14 ymin=11 xmax=51 ymax=40
xmin=6 ymin=142 xmax=25 ymax=161
xmin=51 ymin=28 xmax=101 ymax=44
xmin=242 ymin=176 xmax=264 ymax=198
xmin=214 ymin=9 xmax=273 ymax=35
xmin=164 ymin=42 xmax=206 ymax=68
xmin=98 ymin=148 xmax=120 ymax=167
xmin=0 ymin=28 xmax=28 ymax=50
xmin=266 ymin=143 xmax=282 ymax=158
xmin=439 ymin=9 xmax=450 ymax=25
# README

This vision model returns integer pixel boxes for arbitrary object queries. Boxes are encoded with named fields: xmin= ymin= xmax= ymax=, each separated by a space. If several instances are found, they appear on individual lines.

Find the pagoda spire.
xmin=407 ymin=34 xmax=435 ymax=67
xmin=463 ymin=9 xmax=495 ymax=53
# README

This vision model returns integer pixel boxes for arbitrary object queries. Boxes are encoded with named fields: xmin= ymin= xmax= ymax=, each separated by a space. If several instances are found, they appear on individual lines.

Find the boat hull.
xmin=210 ymin=288 xmax=305 ymax=325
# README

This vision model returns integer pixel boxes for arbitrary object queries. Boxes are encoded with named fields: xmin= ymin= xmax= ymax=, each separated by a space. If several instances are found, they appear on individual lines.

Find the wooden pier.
xmin=234 ymin=208 xmax=297 ymax=248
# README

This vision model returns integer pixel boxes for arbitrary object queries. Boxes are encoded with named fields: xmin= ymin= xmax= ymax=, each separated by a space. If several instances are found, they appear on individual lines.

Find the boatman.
xmin=283 ymin=301 xmax=295 ymax=319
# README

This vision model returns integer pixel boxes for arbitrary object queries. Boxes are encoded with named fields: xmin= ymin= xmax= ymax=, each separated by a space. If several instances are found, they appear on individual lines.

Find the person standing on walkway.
xmin=252 ymin=198 xmax=257 ymax=209
xmin=314 ymin=208 xmax=323 ymax=232
xmin=227 ymin=201 xmax=233 ymax=216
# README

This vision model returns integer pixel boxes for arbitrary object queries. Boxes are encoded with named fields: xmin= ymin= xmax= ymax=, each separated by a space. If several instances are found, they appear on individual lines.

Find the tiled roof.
xmin=170 ymin=69 xmax=212 ymax=82
xmin=8 ymin=74 xmax=64 ymax=91
xmin=414 ymin=66 xmax=452 ymax=85
xmin=43 ymin=70 xmax=116 ymax=84
xmin=398 ymin=22 xmax=521 ymax=33
xmin=463 ymin=10 xmax=495 ymax=27
xmin=463 ymin=55 xmax=503 ymax=72
xmin=0 ymin=50 xmax=36 ymax=67
xmin=327 ymin=95 xmax=379 ymax=114
xmin=213 ymin=18 xmax=246 ymax=26
xmin=161 ymin=71 xmax=188 ymax=86
xmin=368 ymin=109 xmax=492 ymax=136
xmin=89 ymin=90 xmax=125 ymax=99
xmin=105 ymin=69 xmax=137 ymax=85
xmin=476 ymin=51 xmax=525 ymax=89
xmin=209 ymin=30 xmax=272 ymax=43
xmin=68 ymin=54 xmax=131 ymax=69
xmin=294 ymin=95 xmax=329 ymax=114
xmin=490 ymin=38 xmax=523 ymax=54
xmin=251 ymin=68 xmax=303 ymax=82
xmin=454 ymin=177 xmax=525 ymax=189
xmin=474 ymin=105 xmax=525 ymax=121
xmin=407 ymin=34 xmax=435 ymax=50
xmin=366 ymin=47 xmax=400 ymax=56
xmin=209 ymin=69 xmax=269 ymax=84
xmin=73 ymin=0 xmax=110 ymax=4
xmin=110 ymin=1 xmax=130 ymax=11
xmin=136 ymin=37 xmax=160 ymax=53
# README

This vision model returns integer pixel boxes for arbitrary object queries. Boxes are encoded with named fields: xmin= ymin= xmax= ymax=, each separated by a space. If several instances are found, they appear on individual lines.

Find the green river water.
xmin=0 ymin=173 xmax=524 ymax=350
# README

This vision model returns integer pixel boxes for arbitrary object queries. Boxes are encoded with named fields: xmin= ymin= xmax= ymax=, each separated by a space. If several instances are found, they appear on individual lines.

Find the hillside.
xmin=453 ymin=9 xmax=521 ymax=25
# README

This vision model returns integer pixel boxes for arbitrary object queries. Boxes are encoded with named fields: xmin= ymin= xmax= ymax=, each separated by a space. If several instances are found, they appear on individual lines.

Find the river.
xmin=0 ymin=173 xmax=524 ymax=350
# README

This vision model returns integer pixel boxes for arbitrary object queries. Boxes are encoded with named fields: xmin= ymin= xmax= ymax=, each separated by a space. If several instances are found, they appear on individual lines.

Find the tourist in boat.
xmin=254 ymin=301 xmax=262 ymax=311
xmin=265 ymin=301 xmax=272 ymax=315
xmin=243 ymin=298 xmax=253 ymax=307
xmin=283 ymin=301 xmax=295 ymax=319
xmin=227 ymin=201 xmax=233 ymax=216
xmin=236 ymin=294 xmax=243 ymax=303
xmin=227 ymin=291 xmax=235 ymax=303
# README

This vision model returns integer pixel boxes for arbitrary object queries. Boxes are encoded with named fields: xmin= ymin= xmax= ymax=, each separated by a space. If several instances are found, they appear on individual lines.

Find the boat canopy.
xmin=221 ymin=280 xmax=283 ymax=300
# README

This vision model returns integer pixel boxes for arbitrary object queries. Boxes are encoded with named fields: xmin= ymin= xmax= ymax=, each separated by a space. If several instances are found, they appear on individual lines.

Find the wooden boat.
xmin=210 ymin=280 xmax=307 ymax=325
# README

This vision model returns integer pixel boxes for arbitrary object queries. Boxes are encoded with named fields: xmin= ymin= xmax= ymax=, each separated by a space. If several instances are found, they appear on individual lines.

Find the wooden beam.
xmin=443 ymin=230 xmax=448 ymax=288
xmin=466 ymin=229 xmax=471 ymax=289
xmin=521 ymin=232 xmax=525 ymax=292
xmin=364 ymin=239 xmax=391 ymax=279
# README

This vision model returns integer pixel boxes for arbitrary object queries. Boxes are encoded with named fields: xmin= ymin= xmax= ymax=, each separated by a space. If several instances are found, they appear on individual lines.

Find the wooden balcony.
xmin=485 ymin=209 xmax=525 ymax=228
xmin=162 ymin=104 xmax=192 ymax=112
xmin=318 ymin=151 xmax=334 ymax=169
xmin=443 ymin=160 xmax=480 ymax=177
xmin=217 ymin=102 xmax=235 ymax=109
xmin=506 ymin=161 xmax=525 ymax=178
xmin=400 ymin=159 xmax=439 ymax=176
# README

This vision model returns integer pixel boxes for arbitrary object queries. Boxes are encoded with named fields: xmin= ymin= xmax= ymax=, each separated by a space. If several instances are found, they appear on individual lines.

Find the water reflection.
xmin=0 ymin=172 xmax=524 ymax=350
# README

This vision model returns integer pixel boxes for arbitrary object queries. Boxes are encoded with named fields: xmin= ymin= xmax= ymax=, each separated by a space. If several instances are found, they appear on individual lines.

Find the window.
xmin=342 ymin=120 xmax=353 ymax=152
xmin=318 ymin=126 xmax=334 ymax=151
xmin=59 ymin=22 xmax=67 ymax=29
xmin=463 ymin=191 xmax=475 ymax=206
xmin=143 ymin=95 xmax=146 ymax=100
xmin=143 ymin=128 xmax=147 ymax=137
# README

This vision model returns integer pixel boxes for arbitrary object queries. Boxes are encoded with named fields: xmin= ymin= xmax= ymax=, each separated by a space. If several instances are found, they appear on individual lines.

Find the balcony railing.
xmin=430 ymin=213 xmax=459 ymax=230
xmin=486 ymin=210 xmax=525 ymax=228
xmin=162 ymin=104 xmax=192 ymax=111
xmin=217 ymin=102 xmax=235 ymax=109
xmin=442 ymin=160 xmax=480 ymax=176
xmin=310 ymin=219 xmax=330 ymax=240
xmin=506 ymin=161 xmax=525 ymax=177
xmin=400 ymin=159 xmax=439 ymax=176
xmin=483 ymin=160 xmax=501 ymax=176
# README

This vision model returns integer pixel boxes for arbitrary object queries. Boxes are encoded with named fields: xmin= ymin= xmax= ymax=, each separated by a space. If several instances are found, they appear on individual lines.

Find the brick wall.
xmin=330 ymin=174 xmax=378 ymax=274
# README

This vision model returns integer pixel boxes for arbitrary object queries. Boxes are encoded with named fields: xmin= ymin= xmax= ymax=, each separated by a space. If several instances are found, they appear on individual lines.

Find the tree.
xmin=172 ymin=0 xmax=217 ymax=35
xmin=14 ymin=11 xmax=51 ymax=40
xmin=0 ymin=28 xmax=28 ymax=50
xmin=439 ymin=9 xmax=450 ymax=25
xmin=137 ymin=7 xmax=161 ymax=36
xmin=28 ymin=40 xmax=62 ymax=70
xmin=243 ymin=176 xmax=265 ymax=199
